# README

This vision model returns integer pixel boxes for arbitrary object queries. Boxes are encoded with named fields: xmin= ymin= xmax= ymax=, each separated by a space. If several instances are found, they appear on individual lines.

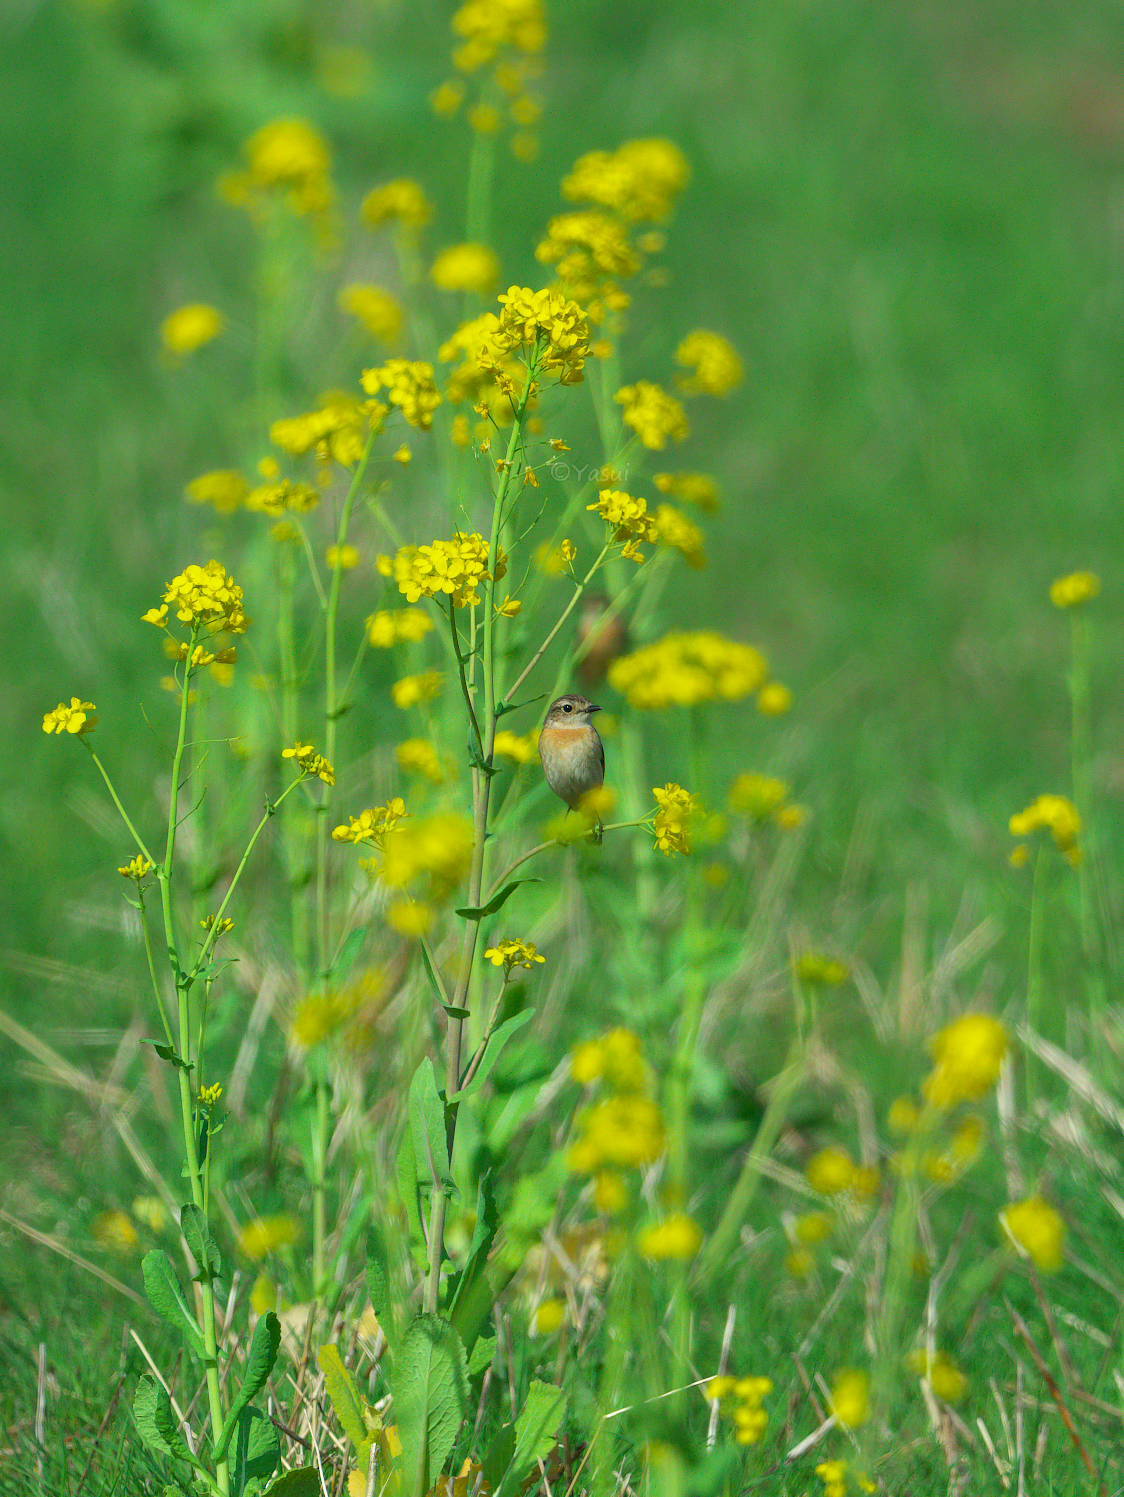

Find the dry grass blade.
xmin=0 ymin=1208 xmax=144 ymax=1305
xmin=1007 ymin=1302 xmax=1108 ymax=1497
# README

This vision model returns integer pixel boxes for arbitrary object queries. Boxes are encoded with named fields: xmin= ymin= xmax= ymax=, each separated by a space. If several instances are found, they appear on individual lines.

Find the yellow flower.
xmin=654 ymin=470 xmax=720 ymax=512
xmin=484 ymin=938 xmax=546 ymax=972
xmin=493 ymin=729 xmax=539 ymax=763
xmin=1049 ymin=570 xmax=1100 ymax=609
xmin=186 ymin=470 xmax=249 ymax=515
xmin=396 ymin=738 xmax=448 ymax=783
xmin=332 ymin=799 xmax=408 ymax=848
xmin=361 ymin=178 xmax=434 ymax=230
xmin=593 ymin=1170 xmax=629 ymax=1214
xmin=533 ymin=1297 xmax=565 ymax=1335
xmin=535 ymin=208 xmax=642 ymax=308
xmin=379 ymin=812 xmax=474 ymax=893
xmin=908 ymin=1349 xmax=968 ymax=1403
xmin=198 ymin=1081 xmax=224 ymax=1107
xmin=388 ymin=532 xmax=501 ymax=609
xmin=654 ymin=504 xmax=706 ymax=567
xmin=587 ymin=488 xmax=658 ymax=553
xmin=795 ymin=952 xmax=850 ymax=987
xmin=637 ymin=1212 xmax=703 ymax=1261
xmin=568 ymin=1094 xmax=666 ymax=1171
xmin=451 ymin=0 xmax=546 ymax=73
xmin=392 ymin=671 xmax=444 ymax=709
xmin=431 ymin=242 xmax=502 ymax=294
xmin=757 ymin=681 xmax=793 ymax=716
xmin=92 ymin=1210 xmax=139 ymax=1253
xmin=562 ymin=138 xmax=690 ymax=223
xmin=615 ymin=381 xmax=689 ymax=449
xmin=326 ymin=544 xmax=360 ymax=570
xmin=785 ymin=1246 xmax=815 ymax=1278
xmin=1009 ymin=794 xmax=1082 ymax=864
xmin=1000 ymin=1196 xmax=1066 ymax=1272
xmin=362 ymin=359 xmax=442 ymax=430
xmin=386 ymin=899 xmax=436 ymax=938
xmin=250 ymin=1274 xmax=278 ymax=1316
xmin=149 ymin=561 xmax=248 ymax=636
xmin=806 ymin=1147 xmax=856 ymax=1195
xmin=477 ymin=285 xmax=593 ymax=385
xmin=242 ymin=117 xmax=333 ymax=209
xmin=366 ymin=607 xmax=434 ymax=648
xmin=394 ymin=444 xmax=412 ymax=464
xmin=887 ymin=1096 xmax=921 ymax=1135
xmin=675 ymin=329 xmax=743 ymax=397
xmin=131 ymin=1196 xmax=167 ymax=1234
xmin=923 ymin=1013 xmax=1008 ymax=1107
xmin=431 ymin=79 xmax=466 ymax=117
xmin=610 ymin=630 xmax=768 ymax=709
xmin=571 ymin=1028 xmax=648 ymax=1091
xmin=237 ymin=1214 xmax=302 ymax=1260
xmin=816 ymin=1459 xmax=874 ymax=1497
xmin=160 ymin=303 xmax=225 ymax=358
xmin=829 ymin=1368 xmax=870 ymax=1429
xmin=728 ymin=772 xmax=788 ymax=819
xmin=652 ymin=782 xmax=703 ymax=855
xmin=281 ymin=741 xmax=335 ymax=784
xmin=43 ymin=697 xmax=97 ymax=736
xmin=290 ymin=991 xmax=354 ymax=1048
xmin=794 ymin=1211 xmax=834 ymax=1245
xmin=338 ymin=283 xmax=404 ymax=344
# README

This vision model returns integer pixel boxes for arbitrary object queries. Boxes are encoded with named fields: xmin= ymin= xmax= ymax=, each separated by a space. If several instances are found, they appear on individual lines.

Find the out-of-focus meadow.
xmin=1 ymin=1 xmax=1122 ymax=1494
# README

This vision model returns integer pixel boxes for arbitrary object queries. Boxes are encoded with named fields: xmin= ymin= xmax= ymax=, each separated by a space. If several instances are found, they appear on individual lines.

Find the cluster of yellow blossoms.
xmin=219 ymin=118 xmax=335 ymax=226
xmin=366 ymin=607 xmax=434 ymax=648
xmin=494 ymin=729 xmax=539 ymax=763
xmin=535 ymin=208 xmax=641 ymax=313
xmin=728 ymin=772 xmax=807 ymax=830
xmin=338 ymin=283 xmax=404 ymax=345
xmin=361 ymin=360 xmax=442 ymax=431
xmin=118 ymin=854 xmax=154 ymax=880
xmin=484 ymin=938 xmax=545 ymax=973
xmin=396 ymin=738 xmax=448 ymax=784
xmin=586 ymin=487 xmax=656 ymax=561
xmin=1001 ymin=1195 xmax=1066 ymax=1272
xmin=923 ymin=1012 xmax=1008 ymax=1107
xmin=675 ymin=330 xmax=744 ymax=398
xmin=816 ymin=1458 xmax=875 ymax=1497
xmin=143 ymin=561 xmax=249 ymax=637
xmin=361 ymin=178 xmax=434 ymax=233
xmin=654 ymin=470 xmax=720 ymax=512
xmin=43 ymin=697 xmax=97 ymax=736
xmin=431 ymin=242 xmax=502 ymax=295
xmin=906 ymin=1348 xmax=968 ymax=1403
xmin=281 ymin=741 xmax=335 ymax=785
xmin=439 ymin=0 xmax=546 ymax=156
xmin=382 ymin=533 xmax=500 ymax=609
xmin=377 ymin=812 xmax=475 ymax=937
xmin=705 ymin=1374 xmax=773 ymax=1446
xmin=332 ymin=799 xmax=408 ymax=850
xmin=651 ymin=783 xmax=703 ymax=855
xmin=160 ymin=303 xmax=224 ymax=359
xmin=289 ymin=970 xmax=387 ymax=1052
xmin=271 ymin=389 xmax=381 ymax=466
xmin=186 ymin=470 xmax=249 ymax=515
xmin=615 ymin=380 xmax=689 ymax=450
xmin=805 ymin=1146 xmax=880 ymax=1201
xmin=609 ymin=630 xmax=768 ymax=710
xmin=1009 ymin=793 xmax=1082 ymax=867
xmin=563 ymin=138 xmax=690 ymax=224
xmin=1049 ymin=569 xmax=1100 ymax=609
xmin=479 ymin=285 xmax=592 ymax=385
xmin=392 ymin=671 xmax=444 ymax=710
xmin=567 ymin=1028 xmax=665 ymax=1206
xmin=794 ymin=952 xmax=850 ymax=987
xmin=236 ymin=1213 xmax=301 ymax=1261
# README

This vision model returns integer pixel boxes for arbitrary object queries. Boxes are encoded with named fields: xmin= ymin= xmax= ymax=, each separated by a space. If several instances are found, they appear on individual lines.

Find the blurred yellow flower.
xmin=615 ymin=381 xmax=689 ymax=449
xmin=366 ymin=607 xmax=434 ymax=648
xmin=571 ymin=1028 xmax=648 ymax=1091
xmin=1009 ymin=794 xmax=1081 ymax=865
xmin=1001 ymin=1196 xmax=1066 ymax=1272
xmin=326 ymin=544 xmax=360 ymax=570
xmin=757 ymin=681 xmax=793 ymax=716
xmin=361 ymin=178 xmax=433 ymax=230
xmin=675 ymin=329 xmax=744 ymax=397
xmin=923 ymin=1012 xmax=1008 ymax=1107
xmin=908 ymin=1349 xmax=968 ymax=1403
xmin=92 ymin=1210 xmax=139 ymax=1253
xmin=610 ymin=630 xmax=768 ymax=709
xmin=186 ymin=469 xmax=249 ymax=515
xmin=637 ymin=1212 xmax=703 ymax=1261
xmin=1049 ymin=570 xmax=1100 ymax=609
xmin=392 ymin=671 xmax=444 ymax=709
xmin=806 ymin=1147 xmax=856 ymax=1195
xmin=829 ymin=1368 xmax=870 ymax=1428
xmin=131 ymin=1196 xmax=167 ymax=1233
xmin=563 ymin=138 xmax=690 ymax=223
xmin=533 ymin=1297 xmax=566 ymax=1334
xmin=338 ymin=283 xmax=404 ymax=344
xmin=793 ymin=1211 xmax=834 ymax=1245
xmin=396 ymin=738 xmax=448 ymax=783
xmin=795 ymin=952 xmax=850 ymax=986
xmin=238 ymin=1214 xmax=301 ymax=1260
xmin=494 ymin=729 xmax=539 ymax=763
xmin=160 ymin=303 xmax=225 ymax=358
xmin=431 ymin=242 xmax=501 ymax=294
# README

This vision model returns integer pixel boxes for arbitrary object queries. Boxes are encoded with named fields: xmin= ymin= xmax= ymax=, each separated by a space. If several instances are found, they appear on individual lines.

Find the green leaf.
xmin=141 ymin=1250 xmax=205 ymax=1359
xmin=148 ymin=1040 xmax=192 ymax=1070
xmin=392 ymin=1314 xmax=468 ymax=1493
xmin=455 ymin=879 xmax=540 ymax=921
xmin=495 ymin=692 xmax=544 ymax=718
xmin=366 ymin=1226 xmax=397 ymax=1351
xmin=442 ymin=1004 xmax=471 ymax=1020
xmin=449 ymin=1010 xmax=535 ymax=1102
xmin=449 ymin=1175 xmax=500 ymax=1355
xmin=317 ymin=1344 xmax=369 ymax=1454
xmin=490 ymin=1381 xmax=567 ymax=1497
xmin=396 ymin=1126 xmax=425 ymax=1257
xmin=260 ymin=1469 xmax=322 ymax=1497
xmin=232 ymin=1405 xmax=280 ymax=1495
xmin=180 ymin=1203 xmax=222 ymax=1278
xmin=329 ymin=926 xmax=366 ymax=984
xmin=466 ymin=1334 xmax=496 ymax=1378
xmin=213 ymin=1313 xmax=281 ymax=1463
xmin=408 ymin=1057 xmax=451 ymax=1192
xmin=133 ymin=1374 xmax=193 ymax=1464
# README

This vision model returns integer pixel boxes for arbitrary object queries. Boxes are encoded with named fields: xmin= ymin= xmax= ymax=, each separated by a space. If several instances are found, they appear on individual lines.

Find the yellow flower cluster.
xmin=907 ymin=1349 xmax=968 ymax=1403
xmin=654 ymin=470 xmax=720 ymax=512
xmin=923 ymin=1012 xmax=1008 ymax=1108
xmin=92 ymin=1209 xmax=139 ymax=1253
xmin=117 ymin=854 xmax=154 ymax=880
xmin=816 ymin=1459 xmax=875 ymax=1497
xmin=366 ymin=607 xmax=434 ymax=648
xmin=567 ymin=1028 xmax=665 ymax=1193
xmin=446 ymin=0 xmax=545 ymax=154
xmin=198 ymin=1081 xmax=224 ymax=1108
xmin=586 ymin=487 xmax=657 ymax=561
xmin=1009 ymin=793 xmax=1082 ymax=866
xmin=562 ymin=139 xmax=690 ymax=223
xmin=572 ymin=1028 xmax=649 ymax=1092
xmin=392 ymin=671 xmax=444 ymax=709
xmin=480 ymin=285 xmax=593 ymax=385
xmin=200 ymin=915 xmax=234 ymax=938
xmin=338 ymin=283 xmax=404 ymax=344
xmin=361 ymin=360 xmax=442 ymax=431
xmin=43 ymin=697 xmax=97 ymax=736
xmin=186 ymin=470 xmax=250 ymax=515
xmin=805 ymin=1146 xmax=880 ymax=1200
xmin=290 ymin=972 xmax=386 ymax=1051
xmin=160 ymin=303 xmax=225 ymax=358
xmin=271 ymin=389 xmax=379 ymax=466
xmin=451 ymin=0 xmax=546 ymax=72
xmin=609 ymin=630 xmax=768 ymax=709
xmin=637 ymin=1212 xmax=703 ymax=1261
xmin=361 ymin=178 xmax=434 ymax=231
xmin=237 ymin=1213 xmax=301 ymax=1261
xmin=535 ymin=208 xmax=642 ymax=313
xmin=705 ymin=1375 xmax=773 ymax=1445
xmin=1049 ymin=570 xmax=1100 ymax=609
xmin=439 ymin=312 xmax=527 ymax=413
xmin=431 ymin=242 xmax=501 ymax=294
xmin=494 ymin=729 xmax=539 ymax=763
xmin=795 ymin=952 xmax=850 ymax=987
xmin=484 ymin=938 xmax=546 ymax=972
xmin=675 ymin=329 xmax=744 ymax=397
xmin=654 ymin=503 xmax=706 ymax=567
xmin=1001 ymin=1195 xmax=1066 ymax=1272
xmin=282 ymin=741 xmax=335 ymax=784
xmin=728 ymin=772 xmax=807 ymax=829
xmin=371 ymin=812 xmax=475 ymax=936
xmin=829 ymin=1368 xmax=870 ymax=1429
xmin=615 ymin=381 xmax=689 ymax=449
xmin=384 ymin=532 xmax=498 ymax=609
xmin=245 ymin=477 xmax=321 ymax=518
xmin=395 ymin=739 xmax=448 ymax=783
xmin=652 ymin=782 xmax=703 ymax=855
xmin=332 ymin=799 xmax=408 ymax=848
xmin=219 ymin=118 xmax=334 ymax=223
xmin=143 ymin=561 xmax=249 ymax=636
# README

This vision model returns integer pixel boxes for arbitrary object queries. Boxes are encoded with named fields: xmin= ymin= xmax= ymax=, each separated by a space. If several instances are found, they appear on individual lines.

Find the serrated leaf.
xmin=409 ymin=1057 xmax=450 ymax=1192
xmin=317 ymin=1344 xmax=369 ymax=1454
xmin=449 ymin=1010 xmax=534 ymax=1102
xmin=180 ymin=1203 xmax=222 ymax=1278
xmin=492 ymin=1381 xmax=567 ymax=1497
xmin=455 ymin=879 xmax=540 ymax=921
xmin=260 ymin=1468 xmax=321 ymax=1497
xmin=133 ymin=1374 xmax=193 ymax=1464
xmin=213 ymin=1312 xmax=281 ymax=1463
xmin=142 ymin=1249 xmax=205 ymax=1359
xmin=232 ymin=1405 xmax=280 ymax=1494
xmin=392 ymin=1314 xmax=468 ymax=1493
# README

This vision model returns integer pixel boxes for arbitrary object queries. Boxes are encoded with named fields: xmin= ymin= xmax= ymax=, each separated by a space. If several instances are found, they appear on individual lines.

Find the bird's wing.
xmin=596 ymin=734 xmax=605 ymax=778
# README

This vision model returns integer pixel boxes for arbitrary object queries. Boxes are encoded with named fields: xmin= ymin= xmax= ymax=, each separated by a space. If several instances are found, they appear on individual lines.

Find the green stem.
xmin=504 ymin=543 xmax=612 ymax=707
xmin=1026 ymin=845 xmax=1047 ymax=1106
xmin=277 ymin=541 xmax=311 ymax=973
xmin=84 ymin=747 xmax=156 ymax=867
xmin=485 ymin=820 xmax=647 ymax=901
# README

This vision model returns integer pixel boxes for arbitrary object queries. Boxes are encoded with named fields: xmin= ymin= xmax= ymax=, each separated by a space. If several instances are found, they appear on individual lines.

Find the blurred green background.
xmin=1 ymin=0 xmax=1121 ymax=1467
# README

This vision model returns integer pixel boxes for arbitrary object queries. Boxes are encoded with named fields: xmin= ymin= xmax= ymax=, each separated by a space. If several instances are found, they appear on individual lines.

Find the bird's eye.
xmin=561 ymin=702 xmax=573 ymax=713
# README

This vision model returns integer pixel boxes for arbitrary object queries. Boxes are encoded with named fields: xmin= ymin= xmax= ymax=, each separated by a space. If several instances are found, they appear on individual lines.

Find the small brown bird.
xmin=576 ymin=593 xmax=628 ymax=688
xmin=539 ymin=694 xmax=605 ymax=824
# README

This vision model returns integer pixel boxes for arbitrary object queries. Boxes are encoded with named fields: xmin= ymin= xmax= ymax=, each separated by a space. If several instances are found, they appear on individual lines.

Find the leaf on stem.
xmin=456 ymin=879 xmax=540 ymax=921
xmin=392 ymin=1314 xmax=468 ymax=1493
xmin=180 ymin=1203 xmax=222 ymax=1278
xmin=212 ymin=1311 xmax=282 ymax=1463
xmin=133 ymin=1374 xmax=194 ymax=1465
xmin=449 ymin=1010 xmax=535 ymax=1102
xmin=141 ymin=1249 xmax=206 ymax=1358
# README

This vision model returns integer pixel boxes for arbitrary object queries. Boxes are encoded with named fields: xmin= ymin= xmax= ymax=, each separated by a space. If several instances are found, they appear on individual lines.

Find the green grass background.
xmin=1 ymin=0 xmax=1121 ymax=1489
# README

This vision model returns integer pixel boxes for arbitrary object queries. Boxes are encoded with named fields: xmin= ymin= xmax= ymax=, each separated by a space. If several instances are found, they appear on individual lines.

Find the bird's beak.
xmin=588 ymin=703 xmax=603 ymax=713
